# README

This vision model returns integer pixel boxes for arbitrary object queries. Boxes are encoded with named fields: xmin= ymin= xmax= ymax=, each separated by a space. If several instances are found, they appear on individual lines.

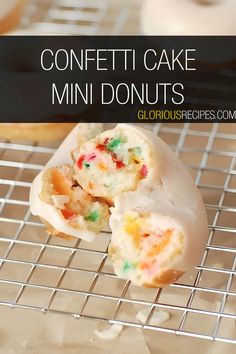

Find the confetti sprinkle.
xmin=97 ymin=162 xmax=107 ymax=171
xmin=95 ymin=138 xmax=125 ymax=169
xmin=84 ymin=162 xmax=90 ymax=168
xmin=87 ymin=152 xmax=97 ymax=161
xmin=84 ymin=211 xmax=99 ymax=222
xmin=61 ymin=209 xmax=76 ymax=220
xmin=96 ymin=143 xmax=107 ymax=152
xmin=143 ymin=233 xmax=150 ymax=238
xmin=107 ymin=138 xmax=122 ymax=151
xmin=115 ymin=160 xmax=125 ymax=169
xmin=77 ymin=155 xmax=85 ymax=169
xmin=139 ymin=262 xmax=150 ymax=270
xmin=123 ymin=261 xmax=136 ymax=272
xmin=140 ymin=165 xmax=148 ymax=178
xmin=103 ymin=137 xmax=110 ymax=144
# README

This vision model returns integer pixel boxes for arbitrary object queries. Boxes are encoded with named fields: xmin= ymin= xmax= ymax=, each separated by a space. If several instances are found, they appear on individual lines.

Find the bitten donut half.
xmin=30 ymin=123 xmax=208 ymax=287
xmin=109 ymin=184 xmax=208 ymax=287
xmin=107 ymin=125 xmax=208 ymax=287
xmin=30 ymin=123 xmax=108 ymax=242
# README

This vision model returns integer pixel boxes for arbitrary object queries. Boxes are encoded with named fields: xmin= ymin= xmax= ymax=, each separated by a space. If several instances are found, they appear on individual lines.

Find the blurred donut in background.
xmin=141 ymin=0 xmax=236 ymax=68
xmin=141 ymin=0 xmax=236 ymax=35
xmin=0 ymin=17 xmax=76 ymax=142
xmin=0 ymin=0 xmax=28 ymax=34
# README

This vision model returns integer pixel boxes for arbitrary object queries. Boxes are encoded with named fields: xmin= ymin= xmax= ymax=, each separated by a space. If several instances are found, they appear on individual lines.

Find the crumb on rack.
xmin=136 ymin=308 xmax=170 ymax=326
xmin=94 ymin=324 xmax=123 ymax=340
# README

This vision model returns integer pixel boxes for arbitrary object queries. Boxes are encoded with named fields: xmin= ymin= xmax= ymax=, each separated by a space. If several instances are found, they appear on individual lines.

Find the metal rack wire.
xmin=0 ymin=0 xmax=235 ymax=346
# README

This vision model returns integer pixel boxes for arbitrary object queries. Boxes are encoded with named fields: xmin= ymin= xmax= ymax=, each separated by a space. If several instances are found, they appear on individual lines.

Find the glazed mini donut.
xmin=0 ymin=28 xmax=85 ymax=143
xmin=31 ymin=123 xmax=208 ymax=286
xmin=30 ymin=123 xmax=108 ymax=241
xmin=0 ymin=0 xmax=27 ymax=34
xmin=0 ymin=123 xmax=76 ymax=142
xmin=141 ymin=0 xmax=236 ymax=35
xmin=109 ymin=185 xmax=207 ymax=287
xmin=107 ymin=126 xmax=208 ymax=287
xmin=74 ymin=123 xmax=207 ymax=286
xmin=1 ymin=27 xmax=75 ymax=143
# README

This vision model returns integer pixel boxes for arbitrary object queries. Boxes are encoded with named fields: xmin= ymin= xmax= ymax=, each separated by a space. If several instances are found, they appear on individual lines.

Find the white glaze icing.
xmin=30 ymin=123 xmax=103 ymax=241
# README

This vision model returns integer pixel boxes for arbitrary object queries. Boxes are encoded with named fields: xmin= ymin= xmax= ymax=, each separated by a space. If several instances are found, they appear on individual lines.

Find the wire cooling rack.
xmin=0 ymin=122 xmax=236 ymax=344
xmin=0 ymin=0 xmax=235 ymax=346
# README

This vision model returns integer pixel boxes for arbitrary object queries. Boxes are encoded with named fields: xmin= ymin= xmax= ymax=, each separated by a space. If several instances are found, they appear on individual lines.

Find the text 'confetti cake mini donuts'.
xmin=30 ymin=123 xmax=208 ymax=287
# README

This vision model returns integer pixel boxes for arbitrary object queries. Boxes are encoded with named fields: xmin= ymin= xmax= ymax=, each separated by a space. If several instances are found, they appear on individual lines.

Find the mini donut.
xmin=30 ymin=123 xmax=108 ymax=242
xmin=0 ymin=0 xmax=27 ymax=34
xmin=0 ymin=27 xmax=75 ymax=143
xmin=31 ymin=123 xmax=208 ymax=287
xmin=141 ymin=0 xmax=236 ymax=35
xmin=0 ymin=28 xmax=94 ymax=143
xmin=109 ymin=185 xmax=207 ymax=287
xmin=74 ymin=124 xmax=208 ymax=286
